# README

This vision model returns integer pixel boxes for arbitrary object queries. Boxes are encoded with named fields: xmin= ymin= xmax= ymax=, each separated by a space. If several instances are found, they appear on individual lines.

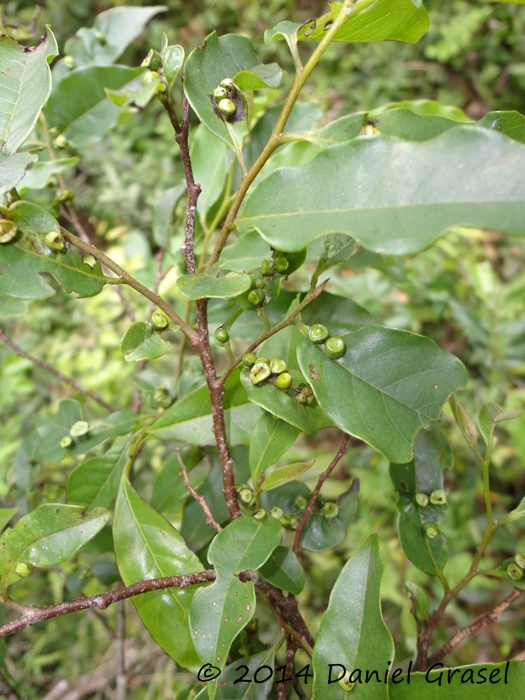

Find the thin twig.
xmin=428 ymin=588 xmax=523 ymax=666
xmin=0 ymin=570 xmax=216 ymax=638
xmin=175 ymin=448 xmax=221 ymax=531
xmin=293 ymin=434 xmax=350 ymax=554
xmin=0 ymin=327 xmax=116 ymax=412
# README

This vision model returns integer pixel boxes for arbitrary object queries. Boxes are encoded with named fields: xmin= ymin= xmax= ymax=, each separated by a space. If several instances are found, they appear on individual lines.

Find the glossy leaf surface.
xmin=312 ymin=534 xmax=394 ymax=699
xmin=18 ymin=157 xmax=79 ymax=192
xmin=238 ymin=128 xmax=525 ymax=255
xmin=114 ymin=479 xmax=204 ymax=670
xmin=177 ymin=272 xmax=252 ymax=300
xmin=67 ymin=439 xmax=131 ymax=508
xmin=0 ymin=508 xmax=18 ymax=532
xmin=261 ymin=459 xmax=315 ymax=491
xmin=215 ymin=649 xmax=276 ymax=700
xmin=477 ymin=110 xmax=525 ymax=142
xmin=300 ymin=480 xmax=359 ymax=553
xmin=297 ymin=327 xmax=467 ymax=463
xmin=120 ymin=321 xmax=169 ymax=362
xmin=249 ymin=412 xmax=299 ymax=485
xmin=259 ymin=545 xmax=305 ymax=594
xmin=0 ymin=504 xmax=108 ymax=590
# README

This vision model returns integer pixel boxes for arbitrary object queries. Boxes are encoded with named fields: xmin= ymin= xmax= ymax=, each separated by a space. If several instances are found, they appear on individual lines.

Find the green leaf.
xmin=314 ymin=112 xmax=368 ymax=144
xmin=67 ymin=411 xmax=140 ymax=457
xmin=312 ymin=534 xmax=394 ymax=700
xmin=191 ymin=126 xmax=229 ymax=224
xmin=114 ymin=479 xmax=204 ymax=670
xmin=405 ymin=580 xmax=429 ymax=622
xmin=249 ymin=412 xmax=299 ymax=485
xmin=297 ymin=327 xmax=467 ymax=463
xmin=0 ymin=152 xmax=38 ymax=198
xmin=0 ymin=29 xmax=58 ymax=154
xmin=120 ymin=321 xmax=169 ymax=362
xmin=215 ymin=649 xmax=276 ymax=700
xmin=259 ymin=545 xmax=305 ymax=594
xmin=234 ymin=63 xmax=283 ymax=90
xmin=189 ymin=517 xmax=281 ymax=678
xmin=67 ymin=439 xmax=131 ymax=509
xmin=184 ymin=32 xmax=273 ymax=149
xmin=0 ymin=509 xmax=18 ymax=533
xmin=449 ymin=394 xmax=479 ymax=450
xmin=497 ymin=557 xmax=525 ymax=589
xmin=312 ymin=235 xmax=358 ymax=279
xmin=390 ymin=426 xmax=451 ymax=575
xmin=221 ymin=230 xmax=269 ymax=272
xmin=35 ymin=398 xmax=82 ymax=461
xmin=18 ymin=157 xmax=79 ymax=192
xmin=370 ymin=99 xmax=472 ymax=123
xmin=300 ymin=291 xmax=377 ymax=334
xmin=45 ymin=66 xmax=143 ymax=148
xmin=261 ymin=459 xmax=315 ymax=491
xmin=298 ymin=0 xmax=429 ymax=44
xmin=0 ymin=504 xmax=108 ymax=591
xmin=152 ymin=183 xmax=186 ymax=249
xmin=374 ymin=108 xmax=458 ymax=141
xmin=238 ymin=128 xmax=525 ymax=256
xmin=240 ymin=367 xmax=332 ymax=435
xmin=388 ymin=661 xmax=522 ymax=698
xmin=7 ymin=200 xmax=59 ymax=235
xmin=299 ymin=481 xmax=359 ymax=553
xmin=150 ymin=367 xmax=262 ymax=446
xmin=478 ymin=402 xmax=521 ymax=445
xmin=177 ymin=272 xmax=252 ymax=300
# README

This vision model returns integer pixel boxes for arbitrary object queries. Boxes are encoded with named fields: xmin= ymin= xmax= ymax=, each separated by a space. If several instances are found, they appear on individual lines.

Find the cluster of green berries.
xmin=212 ymin=78 xmax=244 ymax=122
xmin=507 ymin=553 xmax=525 ymax=581
xmin=414 ymin=490 xmax=447 ymax=539
xmin=141 ymin=42 xmax=185 ymax=95
xmin=251 ymin=493 xmax=339 ymax=525
xmin=243 ymin=353 xmax=316 ymax=405
xmin=308 ymin=324 xmax=347 ymax=360
xmin=60 ymin=420 xmax=90 ymax=449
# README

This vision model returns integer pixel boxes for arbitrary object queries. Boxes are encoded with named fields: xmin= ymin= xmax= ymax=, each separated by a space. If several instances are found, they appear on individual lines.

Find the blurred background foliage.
xmin=1 ymin=1 xmax=525 ymax=698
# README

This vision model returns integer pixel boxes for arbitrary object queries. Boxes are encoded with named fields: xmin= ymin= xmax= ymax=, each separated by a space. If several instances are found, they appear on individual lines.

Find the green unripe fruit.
xmin=270 ymin=506 xmax=284 ymax=520
xmin=305 ymin=394 xmax=317 ymax=407
xmin=95 ymin=30 xmax=106 ymax=42
xmin=338 ymin=674 xmax=355 ymax=692
xmin=155 ymin=82 xmax=167 ymax=94
xmin=258 ymin=358 xmax=270 ymax=366
xmin=250 ymin=362 xmax=271 ymax=385
xmin=308 ymin=324 xmax=330 ymax=343
xmin=290 ymin=517 xmax=300 ymax=530
xmin=274 ymin=256 xmax=289 ymax=273
xmin=142 ymin=70 xmax=159 ymax=85
xmin=301 ymin=385 xmax=313 ymax=398
xmin=63 ymin=55 xmax=75 ymax=68
xmin=414 ymin=493 xmax=429 ymax=507
xmin=507 ymin=562 xmax=524 ymax=580
xmin=238 ymin=487 xmax=254 ymax=504
xmin=70 ymin=420 xmax=89 ymax=438
xmin=213 ymin=86 xmax=228 ymax=102
xmin=294 ymin=495 xmax=308 ymax=510
xmin=270 ymin=358 xmax=287 ymax=375
xmin=324 ymin=336 xmax=347 ymax=360
xmin=247 ymin=289 xmax=264 ymax=306
xmin=253 ymin=509 xmax=267 ymax=521
xmin=214 ymin=327 xmax=230 ymax=344
xmin=218 ymin=98 xmax=236 ymax=117
xmin=220 ymin=78 xmax=235 ymax=89
xmin=276 ymin=248 xmax=307 ymax=274
xmin=45 ymin=231 xmax=65 ymax=251
xmin=151 ymin=311 xmax=169 ymax=330
xmin=247 ymin=497 xmax=257 ymax=510
xmin=15 ymin=562 xmax=33 ymax=578
xmin=515 ymin=553 xmax=525 ymax=569
xmin=238 ymin=645 xmax=250 ymax=657
xmin=255 ymin=275 xmax=266 ymax=289
xmin=430 ymin=489 xmax=447 ymax=505
xmin=296 ymin=392 xmax=308 ymax=404
xmin=323 ymin=502 xmax=339 ymax=519
xmin=60 ymin=435 xmax=73 ymax=449
xmin=236 ymin=483 xmax=250 ymax=493
xmin=53 ymin=134 xmax=68 ymax=149
xmin=141 ymin=49 xmax=162 ymax=71
xmin=261 ymin=260 xmax=270 ymax=276
xmin=243 ymin=353 xmax=257 ymax=367
xmin=425 ymin=524 xmax=438 ymax=539
xmin=275 ymin=372 xmax=293 ymax=390
xmin=153 ymin=385 xmax=172 ymax=409
xmin=280 ymin=514 xmax=292 ymax=527
xmin=59 ymin=189 xmax=75 ymax=202
xmin=0 ymin=219 xmax=17 ymax=243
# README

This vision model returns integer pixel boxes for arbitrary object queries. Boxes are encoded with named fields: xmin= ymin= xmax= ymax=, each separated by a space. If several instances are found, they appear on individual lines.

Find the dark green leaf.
xmin=221 ymin=231 xmax=269 ymax=272
xmin=234 ymin=63 xmax=283 ymax=90
xmin=297 ymin=328 xmax=467 ymax=463
xmin=67 ymin=439 xmax=132 ymax=508
xmin=259 ymin=545 xmax=305 ymax=594
xmin=0 ymin=152 xmax=38 ymax=198
xmin=35 ymin=398 xmax=82 ymax=461
xmin=18 ymin=157 xmax=79 ymax=192
xmin=300 ymin=292 xmax=376 ymax=334
xmin=120 ymin=321 xmax=169 ymax=362
xmin=249 ymin=412 xmax=299 ymax=485
xmin=374 ymin=108 xmax=458 ymax=141
xmin=477 ymin=110 xmax=525 ymax=143
xmin=300 ymin=481 xmax=359 ymax=553
xmin=114 ymin=479 xmax=204 ymax=670
xmin=0 ymin=30 xmax=58 ymax=154
xmin=0 ymin=509 xmax=18 ymax=533
xmin=238 ymin=128 xmax=525 ymax=256
xmin=298 ymin=0 xmax=429 ymax=44
xmin=151 ymin=448 xmax=208 ymax=513
xmin=261 ymin=459 xmax=315 ymax=490
xmin=0 ymin=504 xmax=108 ymax=590
xmin=215 ymin=649 xmax=276 ymax=700
xmin=478 ymin=402 xmax=521 ymax=445
xmin=191 ymin=126 xmax=229 ymax=224
xmin=177 ymin=272 xmax=252 ymax=300
xmin=312 ymin=534 xmax=394 ymax=700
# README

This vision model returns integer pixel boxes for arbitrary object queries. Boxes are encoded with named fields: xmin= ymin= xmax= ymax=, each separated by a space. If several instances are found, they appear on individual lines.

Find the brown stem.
xmin=0 ymin=570 xmax=216 ymax=638
xmin=0 ymin=327 xmax=116 ymax=412
xmin=277 ymin=636 xmax=299 ymax=700
xmin=428 ymin=588 xmax=523 ymax=666
xmin=176 ymin=448 xmax=221 ymax=531
xmin=293 ymin=434 xmax=350 ymax=554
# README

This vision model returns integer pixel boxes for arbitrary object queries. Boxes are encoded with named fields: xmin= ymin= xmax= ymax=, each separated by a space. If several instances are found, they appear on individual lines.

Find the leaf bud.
xmin=294 ymin=494 xmax=308 ymax=510
xmin=308 ymin=324 xmax=330 ymax=344
xmin=324 ymin=336 xmax=347 ymax=360
xmin=507 ymin=562 xmax=524 ymax=581
xmin=274 ymin=256 xmax=289 ymax=273
xmin=430 ymin=489 xmax=447 ymax=505
xmin=53 ymin=134 xmax=68 ymax=149
xmin=424 ymin=524 xmax=439 ymax=539
xmin=151 ymin=311 xmax=169 ymax=330
xmin=250 ymin=362 xmax=271 ymax=385
xmin=323 ymin=502 xmax=339 ymax=519
xmin=515 ymin=553 xmax=525 ymax=569
xmin=95 ymin=30 xmax=106 ymax=43
xmin=141 ymin=49 xmax=162 ymax=71
xmin=213 ymin=86 xmax=229 ymax=102
xmin=162 ymin=44 xmax=184 ymax=84
xmin=70 ymin=420 xmax=89 ymax=438
xmin=270 ymin=506 xmax=284 ymax=520
xmin=275 ymin=372 xmax=293 ymax=390
xmin=153 ymin=385 xmax=172 ymax=409
xmin=63 ymin=55 xmax=75 ymax=68
xmin=280 ymin=514 xmax=292 ymax=527
xmin=270 ymin=358 xmax=287 ymax=375
xmin=214 ymin=327 xmax=230 ymax=345
xmin=247 ymin=289 xmax=264 ymax=306
xmin=59 ymin=189 xmax=75 ymax=202
xmin=238 ymin=487 xmax=254 ymax=504
xmin=242 ymin=353 xmax=257 ymax=367
xmin=414 ymin=493 xmax=429 ymax=507
xmin=60 ymin=435 xmax=73 ymax=449
xmin=0 ymin=219 xmax=17 ymax=244
xmin=253 ymin=508 xmax=267 ymax=521
xmin=254 ymin=275 xmax=266 ymax=289
xmin=15 ymin=562 xmax=33 ymax=578
xmin=217 ymin=98 xmax=236 ymax=117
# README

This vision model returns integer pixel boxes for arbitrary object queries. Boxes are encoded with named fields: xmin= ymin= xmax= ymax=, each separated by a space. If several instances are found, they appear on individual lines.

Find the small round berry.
xmin=270 ymin=358 xmax=287 ymax=375
xmin=294 ymin=495 xmax=308 ymax=510
xmin=425 ymin=524 xmax=438 ymax=539
xmin=214 ymin=327 xmax=230 ymax=344
xmin=323 ymin=502 xmax=339 ymax=519
xmin=220 ymin=78 xmax=234 ymax=89
xmin=238 ymin=487 xmax=254 ymax=504
xmin=308 ymin=324 xmax=330 ymax=343
xmin=217 ymin=98 xmax=236 ymax=117
xmin=60 ymin=436 xmax=73 ymax=449
xmin=253 ymin=509 xmax=267 ymax=521
xmin=280 ymin=514 xmax=292 ymax=527
xmin=430 ymin=489 xmax=447 ymax=505
xmin=15 ymin=562 xmax=33 ymax=578
xmin=151 ymin=311 xmax=169 ymax=330
xmin=247 ymin=289 xmax=264 ymax=306
xmin=515 ymin=553 xmax=525 ymax=569
xmin=324 ymin=336 xmax=346 ymax=360
xmin=45 ymin=231 xmax=65 ymax=251
xmin=250 ymin=362 xmax=271 ymax=385
xmin=0 ymin=219 xmax=17 ymax=244
xmin=213 ymin=86 xmax=228 ymax=102
xmin=242 ymin=353 xmax=257 ymax=367
xmin=414 ymin=493 xmax=429 ymax=508
xmin=507 ymin=562 xmax=524 ymax=580
xmin=70 ymin=421 xmax=89 ymax=438
xmin=275 ymin=372 xmax=293 ymax=390
xmin=274 ymin=256 xmax=289 ymax=273
xmin=255 ymin=275 xmax=266 ymax=289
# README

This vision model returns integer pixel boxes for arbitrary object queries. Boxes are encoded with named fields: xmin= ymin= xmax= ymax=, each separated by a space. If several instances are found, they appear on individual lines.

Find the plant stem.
xmin=175 ymin=448 xmax=221 ymax=531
